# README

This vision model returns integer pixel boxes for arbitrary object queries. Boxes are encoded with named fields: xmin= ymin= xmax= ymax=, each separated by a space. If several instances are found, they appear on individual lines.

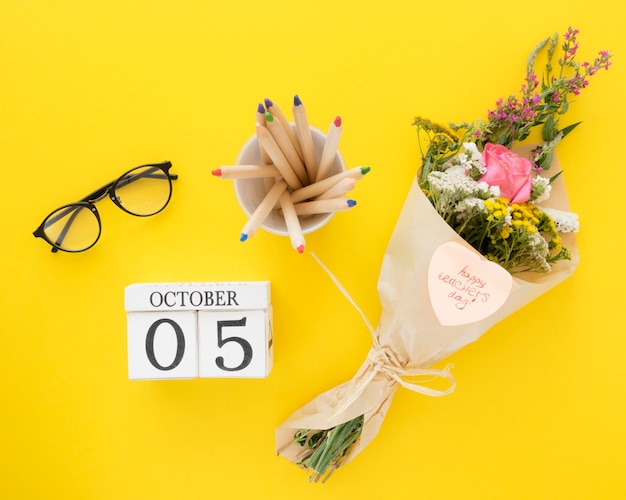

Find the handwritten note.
xmin=427 ymin=241 xmax=513 ymax=326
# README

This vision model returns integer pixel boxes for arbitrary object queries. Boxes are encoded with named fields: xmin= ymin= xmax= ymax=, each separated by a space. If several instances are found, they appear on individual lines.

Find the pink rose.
xmin=480 ymin=144 xmax=533 ymax=203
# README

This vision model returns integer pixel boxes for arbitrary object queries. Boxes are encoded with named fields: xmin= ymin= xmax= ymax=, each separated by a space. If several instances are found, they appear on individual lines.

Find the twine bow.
xmin=311 ymin=252 xmax=456 ymax=407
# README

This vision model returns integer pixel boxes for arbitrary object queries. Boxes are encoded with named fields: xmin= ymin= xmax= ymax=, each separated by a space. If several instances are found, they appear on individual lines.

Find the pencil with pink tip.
xmin=315 ymin=116 xmax=342 ymax=182
xmin=279 ymin=190 xmax=305 ymax=254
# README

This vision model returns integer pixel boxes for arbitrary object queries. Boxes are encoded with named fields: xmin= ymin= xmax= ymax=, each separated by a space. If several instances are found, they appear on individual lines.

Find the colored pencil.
xmin=256 ymin=103 xmax=272 ymax=165
xmin=315 ymin=116 xmax=342 ymax=182
xmin=264 ymin=98 xmax=304 ymax=160
xmin=279 ymin=190 xmax=305 ymax=254
xmin=293 ymin=197 xmax=357 ymax=215
xmin=315 ymin=177 xmax=356 ymax=200
xmin=292 ymin=95 xmax=317 ymax=182
xmin=264 ymin=111 xmax=309 ymax=186
xmin=290 ymin=166 xmax=370 ymax=203
xmin=212 ymin=165 xmax=280 ymax=179
xmin=255 ymin=124 xmax=303 ymax=191
xmin=240 ymin=180 xmax=288 ymax=242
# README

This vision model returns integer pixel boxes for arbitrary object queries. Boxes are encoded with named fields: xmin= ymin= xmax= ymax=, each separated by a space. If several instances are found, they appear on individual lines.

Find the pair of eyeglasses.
xmin=34 ymin=161 xmax=178 ymax=253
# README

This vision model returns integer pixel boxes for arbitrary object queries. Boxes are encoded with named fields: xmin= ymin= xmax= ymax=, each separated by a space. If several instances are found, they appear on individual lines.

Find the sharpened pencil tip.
xmin=347 ymin=199 xmax=357 ymax=207
xmin=296 ymin=245 xmax=305 ymax=254
xmin=211 ymin=168 xmax=222 ymax=177
xmin=334 ymin=116 xmax=342 ymax=127
xmin=257 ymin=103 xmax=265 ymax=114
xmin=360 ymin=166 xmax=371 ymax=175
xmin=240 ymin=233 xmax=248 ymax=242
xmin=264 ymin=98 xmax=273 ymax=108
xmin=294 ymin=94 xmax=302 ymax=106
xmin=265 ymin=111 xmax=274 ymax=122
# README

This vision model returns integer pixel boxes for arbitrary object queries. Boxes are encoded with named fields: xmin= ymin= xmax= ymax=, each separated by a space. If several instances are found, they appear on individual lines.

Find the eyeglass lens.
xmin=42 ymin=204 xmax=101 ymax=252
xmin=113 ymin=165 xmax=173 ymax=216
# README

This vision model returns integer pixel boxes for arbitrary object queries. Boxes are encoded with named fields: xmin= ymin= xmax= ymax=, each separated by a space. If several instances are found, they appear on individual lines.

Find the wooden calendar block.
xmin=198 ymin=309 xmax=273 ymax=378
xmin=126 ymin=311 xmax=199 ymax=380
xmin=124 ymin=282 xmax=272 ymax=380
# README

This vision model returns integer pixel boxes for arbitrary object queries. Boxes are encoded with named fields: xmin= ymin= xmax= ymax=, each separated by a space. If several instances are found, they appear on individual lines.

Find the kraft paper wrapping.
xmin=276 ymin=149 xmax=579 ymax=472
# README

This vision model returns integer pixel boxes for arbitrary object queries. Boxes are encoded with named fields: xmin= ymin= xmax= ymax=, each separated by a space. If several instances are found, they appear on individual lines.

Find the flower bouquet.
xmin=276 ymin=28 xmax=612 ymax=482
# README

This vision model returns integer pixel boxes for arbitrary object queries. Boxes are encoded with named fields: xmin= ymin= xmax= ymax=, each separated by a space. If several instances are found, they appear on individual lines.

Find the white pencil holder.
xmin=234 ymin=126 xmax=346 ymax=236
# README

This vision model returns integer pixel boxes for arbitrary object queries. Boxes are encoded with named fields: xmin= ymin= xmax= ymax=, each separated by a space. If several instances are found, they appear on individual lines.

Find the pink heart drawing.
xmin=428 ymin=241 xmax=513 ymax=326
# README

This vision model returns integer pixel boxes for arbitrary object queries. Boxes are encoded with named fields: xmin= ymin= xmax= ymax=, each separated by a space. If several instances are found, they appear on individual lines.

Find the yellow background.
xmin=1 ymin=0 xmax=624 ymax=498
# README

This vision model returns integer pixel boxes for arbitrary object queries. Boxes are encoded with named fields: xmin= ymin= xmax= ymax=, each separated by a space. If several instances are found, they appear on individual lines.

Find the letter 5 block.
xmin=124 ymin=282 xmax=272 ymax=380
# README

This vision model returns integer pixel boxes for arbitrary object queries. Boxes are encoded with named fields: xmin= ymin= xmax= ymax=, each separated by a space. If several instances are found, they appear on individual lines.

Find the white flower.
xmin=540 ymin=206 xmax=580 ymax=233
xmin=531 ymin=176 xmax=552 ymax=204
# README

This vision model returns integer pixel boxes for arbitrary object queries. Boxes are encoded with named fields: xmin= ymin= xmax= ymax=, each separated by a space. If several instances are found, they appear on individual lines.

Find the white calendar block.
xmin=124 ymin=282 xmax=272 ymax=380
xmin=198 ymin=309 xmax=273 ymax=378
xmin=127 ymin=311 xmax=199 ymax=380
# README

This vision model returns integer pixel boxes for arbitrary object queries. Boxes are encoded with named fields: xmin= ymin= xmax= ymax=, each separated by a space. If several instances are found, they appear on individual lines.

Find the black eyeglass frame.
xmin=33 ymin=161 xmax=178 ymax=253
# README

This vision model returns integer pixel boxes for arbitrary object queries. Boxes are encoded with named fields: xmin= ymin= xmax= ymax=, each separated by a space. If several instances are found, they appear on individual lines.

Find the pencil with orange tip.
xmin=315 ymin=177 xmax=357 ymax=200
xmin=212 ymin=165 xmax=280 ymax=179
xmin=264 ymin=98 xmax=303 ymax=160
xmin=315 ymin=116 xmax=342 ymax=182
xmin=255 ymin=124 xmax=303 ymax=191
xmin=293 ymin=95 xmax=317 ymax=182
xmin=264 ymin=111 xmax=309 ymax=186
xmin=240 ymin=180 xmax=288 ymax=242
xmin=291 ymin=166 xmax=370 ymax=203
xmin=293 ymin=197 xmax=357 ymax=215
xmin=279 ymin=190 xmax=305 ymax=254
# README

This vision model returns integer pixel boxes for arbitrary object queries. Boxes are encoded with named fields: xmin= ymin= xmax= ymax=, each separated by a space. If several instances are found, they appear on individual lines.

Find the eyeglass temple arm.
xmin=79 ymin=163 xmax=177 ymax=203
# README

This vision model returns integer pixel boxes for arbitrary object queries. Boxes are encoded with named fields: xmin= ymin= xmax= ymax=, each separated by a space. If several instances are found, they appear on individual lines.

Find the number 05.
xmin=215 ymin=317 xmax=253 ymax=371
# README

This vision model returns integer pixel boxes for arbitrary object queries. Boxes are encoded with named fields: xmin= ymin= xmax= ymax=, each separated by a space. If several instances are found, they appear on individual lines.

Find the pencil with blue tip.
xmin=240 ymin=180 xmax=288 ymax=242
xmin=293 ymin=95 xmax=317 ymax=182
xmin=293 ymin=197 xmax=357 ymax=215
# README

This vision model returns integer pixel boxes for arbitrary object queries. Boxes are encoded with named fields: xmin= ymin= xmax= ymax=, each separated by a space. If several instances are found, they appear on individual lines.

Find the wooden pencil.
xmin=264 ymin=98 xmax=304 ymax=161
xmin=314 ymin=177 xmax=357 ymax=200
xmin=212 ymin=165 xmax=280 ymax=179
xmin=264 ymin=111 xmax=309 ymax=186
xmin=292 ymin=95 xmax=317 ymax=183
xmin=315 ymin=116 xmax=342 ymax=182
xmin=293 ymin=197 xmax=357 ymax=215
xmin=290 ymin=166 xmax=370 ymax=203
xmin=256 ymin=103 xmax=272 ymax=165
xmin=240 ymin=180 xmax=288 ymax=242
xmin=279 ymin=190 xmax=305 ymax=254
xmin=255 ymin=124 xmax=303 ymax=191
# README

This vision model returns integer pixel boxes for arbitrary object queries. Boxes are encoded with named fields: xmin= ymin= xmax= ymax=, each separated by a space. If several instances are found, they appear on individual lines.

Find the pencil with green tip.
xmin=255 ymin=124 xmax=303 ymax=191
xmin=264 ymin=97 xmax=304 ymax=161
xmin=291 ymin=166 xmax=370 ymax=203
xmin=240 ymin=180 xmax=288 ymax=242
xmin=264 ymin=111 xmax=309 ymax=186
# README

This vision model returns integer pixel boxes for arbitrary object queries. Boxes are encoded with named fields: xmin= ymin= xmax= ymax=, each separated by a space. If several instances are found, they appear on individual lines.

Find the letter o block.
xmin=125 ymin=282 xmax=272 ymax=380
